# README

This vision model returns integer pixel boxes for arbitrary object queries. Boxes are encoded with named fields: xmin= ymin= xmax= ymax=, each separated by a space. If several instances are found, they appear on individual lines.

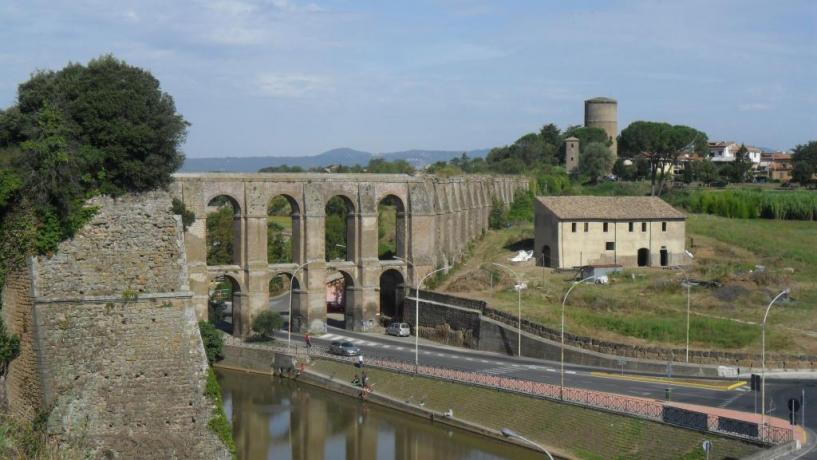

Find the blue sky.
xmin=1 ymin=0 xmax=815 ymax=158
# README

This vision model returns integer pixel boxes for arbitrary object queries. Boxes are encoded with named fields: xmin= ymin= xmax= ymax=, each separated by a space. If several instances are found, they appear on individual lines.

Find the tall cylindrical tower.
xmin=584 ymin=97 xmax=618 ymax=157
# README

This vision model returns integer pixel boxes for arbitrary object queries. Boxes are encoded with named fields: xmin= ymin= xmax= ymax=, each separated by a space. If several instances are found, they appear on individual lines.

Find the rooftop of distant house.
xmin=536 ymin=196 xmax=686 ymax=221
xmin=708 ymin=141 xmax=762 ymax=152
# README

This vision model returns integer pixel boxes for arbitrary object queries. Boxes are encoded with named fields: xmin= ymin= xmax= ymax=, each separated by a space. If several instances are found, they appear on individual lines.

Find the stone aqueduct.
xmin=170 ymin=173 xmax=528 ymax=335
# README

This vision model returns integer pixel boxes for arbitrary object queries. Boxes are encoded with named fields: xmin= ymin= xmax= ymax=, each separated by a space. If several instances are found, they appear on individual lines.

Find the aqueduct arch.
xmin=172 ymin=173 xmax=528 ymax=336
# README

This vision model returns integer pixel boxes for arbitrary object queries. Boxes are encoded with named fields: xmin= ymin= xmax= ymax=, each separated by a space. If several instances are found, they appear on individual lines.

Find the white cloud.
xmin=255 ymin=73 xmax=330 ymax=97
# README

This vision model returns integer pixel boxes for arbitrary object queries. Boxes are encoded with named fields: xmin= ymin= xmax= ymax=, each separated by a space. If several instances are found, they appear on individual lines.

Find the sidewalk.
xmin=667 ymin=401 xmax=807 ymax=445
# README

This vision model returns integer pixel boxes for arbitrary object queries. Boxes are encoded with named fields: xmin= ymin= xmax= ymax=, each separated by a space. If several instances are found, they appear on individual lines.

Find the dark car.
xmin=329 ymin=340 xmax=360 ymax=356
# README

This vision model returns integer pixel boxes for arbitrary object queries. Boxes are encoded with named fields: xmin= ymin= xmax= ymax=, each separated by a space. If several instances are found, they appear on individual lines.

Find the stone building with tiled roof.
xmin=534 ymin=196 xmax=687 ymax=269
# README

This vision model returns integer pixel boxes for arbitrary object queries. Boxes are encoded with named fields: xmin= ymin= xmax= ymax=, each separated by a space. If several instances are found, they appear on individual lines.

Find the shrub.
xmin=171 ymin=198 xmax=195 ymax=231
xmin=251 ymin=311 xmax=283 ymax=338
xmin=205 ymin=368 xmax=236 ymax=457
xmin=198 ymin=321 xmax=224 ymax=364
xmin=489 ymin=198 xmax=508 ymax=229
xmin=0 ymin=316 xmax=20 ymax=377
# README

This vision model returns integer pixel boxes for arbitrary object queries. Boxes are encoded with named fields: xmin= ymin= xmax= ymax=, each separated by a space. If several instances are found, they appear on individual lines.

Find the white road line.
xmin=322 ymin=334 xmax=340 ymax=340
xmin=381 ymin=345 xmax=391 ymax=349
xmin=544 ymin=368 xmax=556 ymax=372
xmin=436 ymin=353 xmax=445 ymax=357
xmin=395 ymin=347 xmax=404 ymax=351
xmin=464 ymin=357 xmax=474 ymax=361
xmin=482 ymin=367 xmax=521 ymax=375
xmin=565 ymin=370 xmax=577 ymax=375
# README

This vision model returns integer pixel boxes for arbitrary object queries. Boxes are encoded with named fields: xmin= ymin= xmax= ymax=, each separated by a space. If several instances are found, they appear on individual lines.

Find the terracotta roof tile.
xmin=536 ymin=196 xmax=686 ymax=220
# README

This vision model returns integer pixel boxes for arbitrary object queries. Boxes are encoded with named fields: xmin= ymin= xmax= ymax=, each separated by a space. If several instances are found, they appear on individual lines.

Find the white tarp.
xmin=510 ymin=250 xmax=533 ymax=262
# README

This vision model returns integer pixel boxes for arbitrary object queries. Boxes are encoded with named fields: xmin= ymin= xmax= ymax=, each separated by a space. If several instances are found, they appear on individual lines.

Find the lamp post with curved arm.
xmin=492 ymin=263 xmax=526 ymax=357
xmin=501 ymin=428 xmax=555 ymax=460
xmin=288 ymin=260 xmax=317 ymax=352
xmin=682 ymin=250 xmax=695 ymax=363
xmin=395 ymin=257 xmax=449 ymax=372
xmin=761 ymin=288 xmax=790 ymax=439
xmin=561 ymin=276 xmax=595 ymax=400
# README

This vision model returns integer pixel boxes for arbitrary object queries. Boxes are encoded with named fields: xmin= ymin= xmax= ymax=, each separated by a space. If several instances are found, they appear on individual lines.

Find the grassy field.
xmin=435 ymin=214 xmax=817 ymax=356
xmin=311 ymin=359 xmax=760 ymax=460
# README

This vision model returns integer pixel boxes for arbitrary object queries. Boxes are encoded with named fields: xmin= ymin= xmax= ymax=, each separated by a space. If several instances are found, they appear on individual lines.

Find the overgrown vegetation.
xmin=0 ymin=317 xmax=20 ymax=377
xmin=205 ymin=368 xmax=236 ymax=458
xmin=669 ymin=189 xmax=817 ymax=220
xmin=251 ymin=311 xmax=283 ymax=339
xmin=199 ymin=321 xmax=225 ymax=364
xmin=171 ymin=198 xmax=195 ymax=231
xmin=0 ymin=412 xmax=85 ymax=459
xmin=0 ymin=55 xmax=188 ymax=295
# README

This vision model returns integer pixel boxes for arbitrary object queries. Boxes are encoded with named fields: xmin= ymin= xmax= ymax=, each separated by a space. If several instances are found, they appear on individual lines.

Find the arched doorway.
xmin=377 ymin=195 xmax=406 ymax=260
xmin=206 ymin=195 xmax=241 ymax=266
xmin=325 ymin=196 xmax=355 ymax=262
xmin=637 ymin=248 xmax=650 ymax=267
xmin=267 ymin=195 xmax=300 ymax=264
xmin=326 ymin=270 xmax=355 ymax=329
xmin=379 ymin=269 xmax=405 ymax=323
xmin=209 ymin=274 xmax=241 ymax=335
xmin=270 ymin=273 xmax=300 ymax=333
xmin=541 ymin=245 xmax=551 ymax=268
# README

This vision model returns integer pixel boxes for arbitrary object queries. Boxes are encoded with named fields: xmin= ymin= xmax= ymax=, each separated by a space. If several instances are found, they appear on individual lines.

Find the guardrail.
xmin=265 ymin=341 xmax=793 ymax=446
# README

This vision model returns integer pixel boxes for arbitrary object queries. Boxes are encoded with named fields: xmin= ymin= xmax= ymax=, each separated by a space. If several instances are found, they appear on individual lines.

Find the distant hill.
xmin=180 ymin=147 xmax=490 ymax=172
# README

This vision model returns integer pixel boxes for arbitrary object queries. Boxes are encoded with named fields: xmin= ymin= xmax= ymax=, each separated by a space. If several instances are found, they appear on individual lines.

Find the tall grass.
xmin=671 ymin=189 xmax=817 ymax=220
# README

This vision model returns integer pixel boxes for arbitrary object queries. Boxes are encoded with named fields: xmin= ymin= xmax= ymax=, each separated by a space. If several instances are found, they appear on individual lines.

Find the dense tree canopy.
xmin=579 ymin=142 xmax=615 ymax=184
xmin=791 ymin=141 xmax=817 ymax=185
xmin=618 ymin=121 xmax=708 ymax=195
xmin=0 ymin=55 xmax=188 ymax=290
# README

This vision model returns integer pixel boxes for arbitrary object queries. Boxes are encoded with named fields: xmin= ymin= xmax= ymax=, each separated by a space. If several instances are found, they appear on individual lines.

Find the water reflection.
xmin=217 ymin=369 xmax=536 ymax=460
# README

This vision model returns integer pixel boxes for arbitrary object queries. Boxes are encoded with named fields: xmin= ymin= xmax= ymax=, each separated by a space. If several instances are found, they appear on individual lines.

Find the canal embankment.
xmin=217 ymin=343 xmax=764 ymax=460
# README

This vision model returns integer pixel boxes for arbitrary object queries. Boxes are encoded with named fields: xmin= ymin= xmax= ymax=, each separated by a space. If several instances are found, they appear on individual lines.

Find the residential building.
xmin=708 ymin=141 xmax=762 ymax=164
xmin=758 ymin=152 xmax=793 ymax=182
xmin=534 ymin=196 xmax=686 ymax=269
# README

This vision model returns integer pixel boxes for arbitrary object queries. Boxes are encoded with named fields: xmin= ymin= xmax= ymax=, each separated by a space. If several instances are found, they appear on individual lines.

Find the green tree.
xmin=578 ymin=141 xmax=614 ymax=184
xmin=325 ymin=196 xmax=349 ymax=261
xmin=198 ymin=321 xmax=224 ymax=364
xmin=692 ymin=159 xmax=718 ymax=185
xmin=206 ymin=206 xmax=235 ymax=265
xmin=252 ymin=311 xmax=284 ymax=338
xmin=366 ymin=158 xmax=415 ymax=174
xmin=489 ymin=197 xmax=508 ymax=229
xmin=791 ymin=141 xmax=817 ymax=185
xmin=618 ymin=121 xmax=708 ymax=196
xmin=731 ymin=144 xmax=753 ymax=183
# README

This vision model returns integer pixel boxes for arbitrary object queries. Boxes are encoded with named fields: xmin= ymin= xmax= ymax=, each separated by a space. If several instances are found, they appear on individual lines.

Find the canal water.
xmin=217 ymin=369 xmax=537 ymax=460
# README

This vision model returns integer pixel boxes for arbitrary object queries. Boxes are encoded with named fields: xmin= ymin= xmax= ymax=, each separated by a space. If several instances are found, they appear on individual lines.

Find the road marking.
xmin=565 ymin=370 xmax=577 ymax=375
xmin=395 ymin=347 xmax=404 ymax=351
xmin=480 ymin=360 xmax=490 ymax=364
xmin=590 ymin=372 xmax=747 ymax=391
xmin=544 ymin=368 xmax=556 ymax=372
xmin=436 ymin=353 xmax=445 ymax=357
xmin=482 ymin=367 xmax=521 ymax=375
xmin=464 ymin=357 xmax=474 ymax=361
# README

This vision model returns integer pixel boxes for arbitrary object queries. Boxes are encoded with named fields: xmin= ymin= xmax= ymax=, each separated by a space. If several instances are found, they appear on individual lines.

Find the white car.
xmin=386 ymin=322 xmax=411 ymax=337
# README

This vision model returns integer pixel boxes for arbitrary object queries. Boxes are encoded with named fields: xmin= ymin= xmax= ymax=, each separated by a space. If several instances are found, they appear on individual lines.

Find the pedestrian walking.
xmin=357 ymin=354 xmax=364 ymax=369
xmin=304 ymin=331 xmax=312 ymax=349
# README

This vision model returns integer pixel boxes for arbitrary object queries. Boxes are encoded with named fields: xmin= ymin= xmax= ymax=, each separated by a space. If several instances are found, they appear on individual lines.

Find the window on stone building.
xmin=605 ymin=242 xmax=615 ymax=251
xmin=662 ymin=222 xmax=667 ymax=232
xmin=584 ymin=222 xmax=589 ymax=232
xmin=603 ymin=222 xmax=609 ymax=232
xmin=571 ymin=222 xmax=576 ymax=233
xmin=628 ymin=222 xmax=633 ymax=232
xmin=642 ymin=222 xmax=647 ymax=232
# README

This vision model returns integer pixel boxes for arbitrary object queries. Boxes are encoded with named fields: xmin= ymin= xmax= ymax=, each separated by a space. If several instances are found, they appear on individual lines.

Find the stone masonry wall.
xmin=0 ymin=267 xmax=43 ymax=421
xmin=33 ymin=191 xmax=189 ymax=300
xmin=1 ymin=191 xmax=229 ymax=459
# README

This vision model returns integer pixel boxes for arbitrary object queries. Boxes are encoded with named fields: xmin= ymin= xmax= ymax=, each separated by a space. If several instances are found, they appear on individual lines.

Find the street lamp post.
xmin=561 ymin=276 xmax=595 ymax=400
xmin=492 ymin=263 xmax=525 ymax=357
xmin=761 ymin=288 xmax=790 ymax=440
xmin=682 ymin=250 xmax=695 ymax=363
xmin=288 ymin=260 xmax=317 ymax=352
xmin=395 ymin=257 xmax=448 ymax=372
xmin=500 ymin=428 xmax=555 ymax=460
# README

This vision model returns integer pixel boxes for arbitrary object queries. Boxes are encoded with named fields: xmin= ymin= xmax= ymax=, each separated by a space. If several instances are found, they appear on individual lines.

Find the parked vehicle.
xmin=386 ymin=322 xmax=411 ymax=337
xmin=329 ymin=340 xmax=361 ymax=356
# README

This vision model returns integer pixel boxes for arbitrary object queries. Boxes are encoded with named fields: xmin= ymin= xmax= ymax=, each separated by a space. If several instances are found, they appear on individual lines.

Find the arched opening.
xmin=326 ymin=270 xmax=355 ymax=329
xmin=325 ymin=195 xmax=355 ymax=262
xmin=637 ymin=248 xmax=650 ymax=267
xmin=209 ymin=274 xmax=241 ymax=335
xmin=270 ymin=273 xmax=300 ymax=333
xmin=267 ymin=195 xmax=300 ymax=264
xmin=206 ymin=195 xmax=241 ymax=266
xmin=541 ymin=245 xmax=551 ymax=268
xmin=379 ymin=269 xmax=405 ymax=323
xmin=378 ymin=195 xmax=406 ymax=260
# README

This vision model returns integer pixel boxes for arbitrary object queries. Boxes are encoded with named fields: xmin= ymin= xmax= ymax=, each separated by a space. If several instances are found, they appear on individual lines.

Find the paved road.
xmin=275 ymin=325 xmax=816 ymax=434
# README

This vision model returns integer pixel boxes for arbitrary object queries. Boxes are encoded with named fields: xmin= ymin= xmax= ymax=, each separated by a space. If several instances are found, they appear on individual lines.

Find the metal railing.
xmin=263 ymin=341 xmax=794 ymax=445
